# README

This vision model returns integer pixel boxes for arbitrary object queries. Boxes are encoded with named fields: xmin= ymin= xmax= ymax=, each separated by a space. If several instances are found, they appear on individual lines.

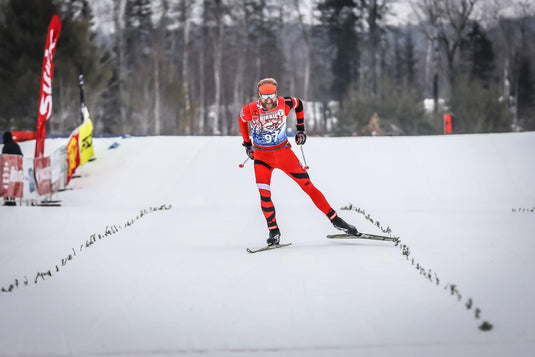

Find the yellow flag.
xmin=78 ymin=108 xmax=94 ymax=166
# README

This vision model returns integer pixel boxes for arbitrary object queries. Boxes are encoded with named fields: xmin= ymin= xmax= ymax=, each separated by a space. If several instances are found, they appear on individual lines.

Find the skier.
xmin=1 ymin=131 xmax=23 ymax=206
xmin=239 ymin=78 xmax=358 ymax=246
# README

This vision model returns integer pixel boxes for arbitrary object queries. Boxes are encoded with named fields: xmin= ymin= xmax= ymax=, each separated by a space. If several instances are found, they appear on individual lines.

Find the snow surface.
xmin=1 ymin=132 xmax=534 ymax=356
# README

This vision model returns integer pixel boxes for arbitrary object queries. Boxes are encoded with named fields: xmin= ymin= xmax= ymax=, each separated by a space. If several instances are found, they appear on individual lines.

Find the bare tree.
xmin=412 ymin=0 xmax=478 ymax=104
xmin=361 ymin=0 xmax=389 ymax=96
xmin=227 ymin=1 xmax=247 ymax=135
xmin=152 ymin=0 xmax=169 ymax=135
xmin=480 ymin=0 xmax=535 ymax=130
xmin=113 ymin=0 xmax=128 ymax=133
xmin=175 ymin=0 xmax=194 ymax=134
xmin=291 ymin=0 xmax=312 ymax=100
xmin=212 ymin=0 xmax=224 ymax=135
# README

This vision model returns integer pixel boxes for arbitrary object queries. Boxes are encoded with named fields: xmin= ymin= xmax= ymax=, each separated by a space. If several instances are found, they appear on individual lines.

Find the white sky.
xmin=88 ymin=0 xmax=533 ymax=34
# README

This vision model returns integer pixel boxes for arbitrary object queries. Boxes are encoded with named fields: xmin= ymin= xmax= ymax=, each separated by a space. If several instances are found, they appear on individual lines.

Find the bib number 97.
xmin=263 ymin=132 xmax=278 ymax=144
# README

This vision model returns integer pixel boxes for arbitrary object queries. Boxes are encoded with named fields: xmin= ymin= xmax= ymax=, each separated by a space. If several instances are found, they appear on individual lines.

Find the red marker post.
xmin=444 ymin=114 xmax=453 ymax=134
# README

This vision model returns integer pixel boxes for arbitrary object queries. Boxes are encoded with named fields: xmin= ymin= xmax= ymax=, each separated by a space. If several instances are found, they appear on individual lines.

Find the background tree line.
xmin=0 ymin=0 xmax=534 ymax=137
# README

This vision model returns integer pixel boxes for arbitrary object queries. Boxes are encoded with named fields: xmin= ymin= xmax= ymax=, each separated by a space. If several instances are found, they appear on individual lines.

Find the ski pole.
xmin=238 ymin=156 xmax=250 ymax=168
xmin=300 ymin=146 xmax=310 ymax=170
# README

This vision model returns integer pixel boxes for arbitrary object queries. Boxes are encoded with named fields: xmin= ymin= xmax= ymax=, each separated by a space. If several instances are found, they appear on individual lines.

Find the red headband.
xmin=259 ymin=83 xmax=277 ymax=95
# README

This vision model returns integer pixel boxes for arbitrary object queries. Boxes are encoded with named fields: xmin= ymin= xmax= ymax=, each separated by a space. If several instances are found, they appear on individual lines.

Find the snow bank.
xmin=1 ymin=132 xmax=534 ymax=356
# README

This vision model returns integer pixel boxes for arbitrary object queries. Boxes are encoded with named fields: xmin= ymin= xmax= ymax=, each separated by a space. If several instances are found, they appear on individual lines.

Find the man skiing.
xmin=239 ymin=78 xmax=358 ymax=246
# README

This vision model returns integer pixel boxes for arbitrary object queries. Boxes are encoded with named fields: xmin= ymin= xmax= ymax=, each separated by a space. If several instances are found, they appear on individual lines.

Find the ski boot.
xmin=267 ymin=227 xmax=281 ymax=246
xmin=330 ymin=212 xmax=359 ymax=236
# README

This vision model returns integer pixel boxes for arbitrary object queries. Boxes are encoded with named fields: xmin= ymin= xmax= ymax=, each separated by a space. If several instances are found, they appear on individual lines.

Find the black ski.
xmin=246 ymin=243 xmax=292 ymax=254
xmin=327 ymin=232 xmax=399 ymax=244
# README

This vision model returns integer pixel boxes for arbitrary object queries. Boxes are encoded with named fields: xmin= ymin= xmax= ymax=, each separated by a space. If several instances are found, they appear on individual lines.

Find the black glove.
xmin=295 ymin=131 xmax=307 ymax=145
xmin=243 ymin=141 xmax=254 ymax=159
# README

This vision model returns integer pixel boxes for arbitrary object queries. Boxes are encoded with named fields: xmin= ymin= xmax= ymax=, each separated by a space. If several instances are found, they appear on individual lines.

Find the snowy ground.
xmin=1 ymin=133 xmax=534 ymax=356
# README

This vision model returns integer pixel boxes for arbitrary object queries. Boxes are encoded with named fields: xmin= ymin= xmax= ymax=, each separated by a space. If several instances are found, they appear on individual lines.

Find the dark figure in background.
xmin=2 ymin=131 xmax=23 ymax=206
xmin=2 ymin=131 xmax=23 ymax=156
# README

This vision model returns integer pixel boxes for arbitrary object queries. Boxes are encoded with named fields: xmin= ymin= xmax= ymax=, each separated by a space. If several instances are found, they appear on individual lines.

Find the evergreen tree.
xmin=123 ymin=0 xmax=153 ymax=134
xmin=449 ymin=76 xmax=510 ymax=133
xmin=517 ymin=56 xmax=535 ymax=130
xmin=53 ymin=0 xmax=112 ymax=134
xmin=390 ymin=26 xmax=417 ymax=89
xmin=392 ymin=30 xmax=403 ymax=83
xmin=317 ymin=0 xmax=361 ymax=102
xmin=98 ymin=69 xmax=122 ymax=134
xmin=404 ymin=27 xmax=417 ymax=88
xmin=124 ymin=0 xmax=152 ymax=69
xmin=0 ymin=0 xmax=57 ymax=130
xmin=337 ymin=79 xmax=431 ymax=136
xmin=362 ymin=0 xmax=389 ymax=96
xmin=462 ymin=22 xmax=495 ymax=87
xmin=0 ymin=0 xmax=111 ymax=134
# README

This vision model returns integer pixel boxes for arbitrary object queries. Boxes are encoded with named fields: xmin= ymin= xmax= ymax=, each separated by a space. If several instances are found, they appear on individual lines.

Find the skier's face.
xmin=259 ymin=92 xmax=277 ymax=110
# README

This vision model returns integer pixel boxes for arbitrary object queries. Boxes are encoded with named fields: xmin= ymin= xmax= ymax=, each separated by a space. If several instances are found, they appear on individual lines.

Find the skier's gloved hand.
xmin=295 ymin=131 xmax=307 ymax=145
xmin=243 ymin=141 xmax=254 ymax=159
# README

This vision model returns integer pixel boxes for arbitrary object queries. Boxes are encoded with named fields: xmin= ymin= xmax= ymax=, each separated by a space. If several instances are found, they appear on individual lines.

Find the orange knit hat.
xmin=259 ymin=83 xmax=277 ymax=95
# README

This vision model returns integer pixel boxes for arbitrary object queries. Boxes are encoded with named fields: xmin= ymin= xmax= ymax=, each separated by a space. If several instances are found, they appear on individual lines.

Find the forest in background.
xmin=0 ymin=0 xmax=534 ymax=137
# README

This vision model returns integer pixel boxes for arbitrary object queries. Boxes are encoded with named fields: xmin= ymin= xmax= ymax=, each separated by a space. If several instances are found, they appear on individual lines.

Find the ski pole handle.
xmin=300 ymin=146 xmax=309 ymax=170
xmin=238 ymin=157 xmax=250 ymax=168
